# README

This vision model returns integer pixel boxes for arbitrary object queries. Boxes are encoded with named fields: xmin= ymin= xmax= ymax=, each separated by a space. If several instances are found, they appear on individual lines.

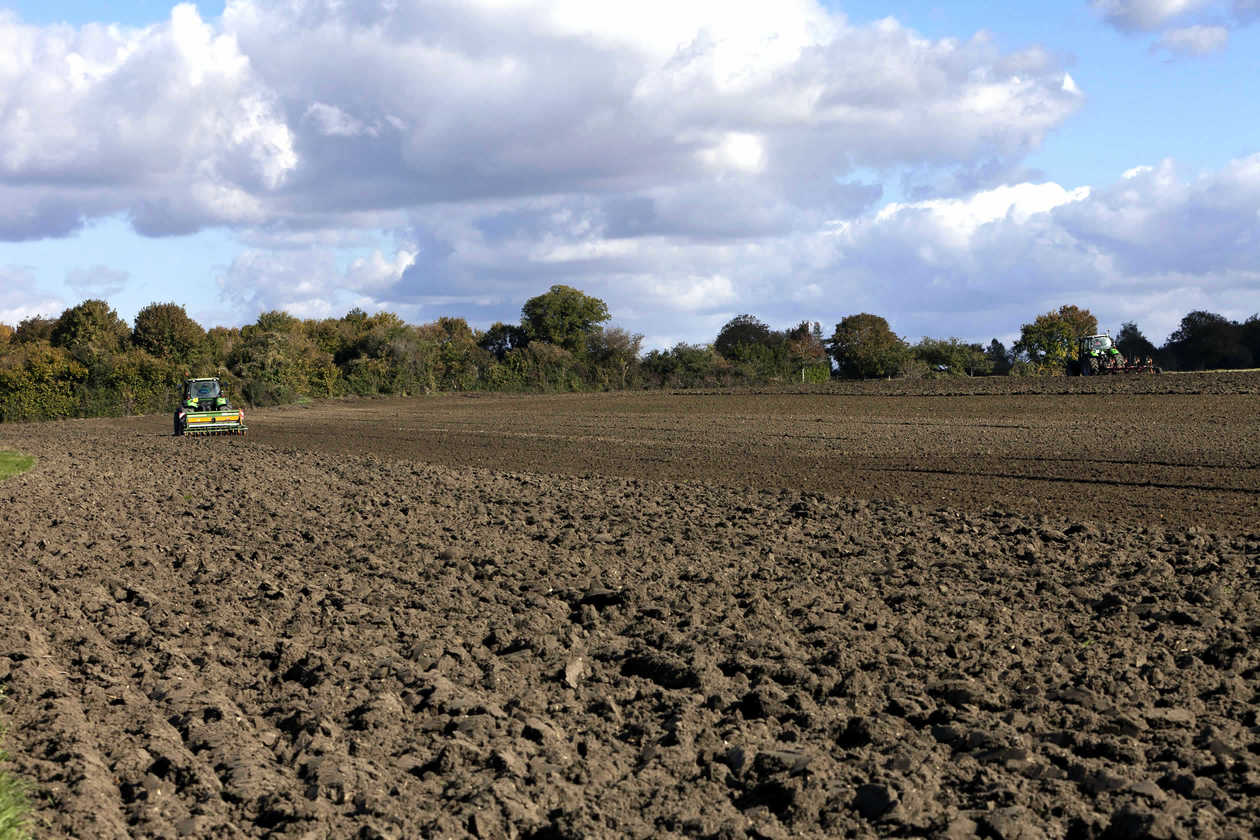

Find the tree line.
xmin=1 ymin=287 xmax=1257 ymax=422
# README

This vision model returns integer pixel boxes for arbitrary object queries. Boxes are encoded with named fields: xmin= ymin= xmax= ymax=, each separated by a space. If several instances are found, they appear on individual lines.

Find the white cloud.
xmin=0 ymin=266 xmax=65 ymax=324
xmin=1154 ymin=23 xmax=1230 ymax=52
xmin=875 ymin=182 xmax=1091 ymax=239
xmin=216 ymin=249 xmax=340 ymax=318
xmin=65 ymin=265 xmax=129 ymax=297
xmin=345 ymin=249 xmax=417 ymax=292
xmin=174 ymin=152 xmax=1260 ymax=350
xmin=1091 ymin=0 xmax=1212 ymax=31
xmin=6 ymin=2 xmax=1253 ymax=349
xmin=815 ymin=155 xmax=1260 ymax=343
xmin=304 ymin=102 xmax=374 ymax=138
xmin=636 ymin=273 xmax=739 ymax=312
xmin=217 ymin=245 xmax=424 ymax=319
xmin=0 ymin=4 xmax=295 ymax=237
xmin=1092 ymin=0 xmax=1254 ymax=54
xmin=0 ymin=1 xmax=1080 ymax=243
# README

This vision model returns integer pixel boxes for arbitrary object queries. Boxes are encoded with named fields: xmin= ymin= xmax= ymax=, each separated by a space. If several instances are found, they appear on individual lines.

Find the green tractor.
xmin=173 ymin=377 xmax=247 ymax=436
xmin=1072 ymin=333 xmax=1160 ymax=376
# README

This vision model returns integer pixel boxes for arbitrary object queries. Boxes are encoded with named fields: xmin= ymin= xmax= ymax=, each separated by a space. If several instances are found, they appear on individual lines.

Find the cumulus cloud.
xmin=0 ymin=0 xmax=1080 ymax=244
xmin=0 ymin=5 xmax=295 ymax=238
xmin=1091 ymin=0 xmax=1212 ymax=31
xmin=175 ymin=150 xmax=1260 ymax=349
xmin=1154 ymin=23 xmax=1230 ymax=52
xmin=216 ymin=244 xmax=422 ymax=320
xmin=6 ymin=2 xmax=1253 ymax=348
xmin=65 ymin=265 xmax=130 ymax=298
xmin=818 ymin=154 xmax=1260 ymax=343
xmin=0 ymin=266 xmax=65 ymax=324
xmin=1092 ymin=0 xmax=1254 ymax=53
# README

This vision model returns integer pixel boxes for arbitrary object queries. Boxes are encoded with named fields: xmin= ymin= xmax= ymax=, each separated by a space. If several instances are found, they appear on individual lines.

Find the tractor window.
xmin=191 ymin=381 xmax=221 ymax=398
xmin=1086 ymin=336 xmax=1113 ymax=352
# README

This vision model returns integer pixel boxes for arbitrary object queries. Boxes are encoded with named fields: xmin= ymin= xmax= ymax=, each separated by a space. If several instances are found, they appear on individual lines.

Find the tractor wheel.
xmin=174 ymin=415 xmax=184 ymax=436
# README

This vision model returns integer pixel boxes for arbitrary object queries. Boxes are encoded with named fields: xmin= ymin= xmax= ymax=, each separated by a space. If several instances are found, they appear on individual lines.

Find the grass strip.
xmin=0 ymin=452 xmax=34 ymax=482
xmin=0 ymin=758 xmax=29 ymax=840
xmin=0 ymin=692 xmax=30 ymax=840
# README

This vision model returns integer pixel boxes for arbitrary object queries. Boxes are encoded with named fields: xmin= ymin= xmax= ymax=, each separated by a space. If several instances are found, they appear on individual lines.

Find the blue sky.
xmin=1 ymin=0 xmax=1257 ymax=348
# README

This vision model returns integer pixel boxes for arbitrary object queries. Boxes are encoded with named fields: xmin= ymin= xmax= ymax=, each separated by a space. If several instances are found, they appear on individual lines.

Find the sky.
xmin=1 ymin=0 xmax=1258 ymax=350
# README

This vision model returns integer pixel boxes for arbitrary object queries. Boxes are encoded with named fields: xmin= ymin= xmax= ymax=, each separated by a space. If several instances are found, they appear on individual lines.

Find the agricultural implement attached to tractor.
xmin=173 ymin=377 xmax=247 ymax=436
xmin=1071 ymin=333 xmax=1161 ymax=376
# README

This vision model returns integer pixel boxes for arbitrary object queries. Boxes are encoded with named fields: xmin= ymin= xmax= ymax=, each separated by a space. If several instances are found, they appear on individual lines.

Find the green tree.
xmin=520 ymin=285 xmax=611 ymax=355
xmin=912 ymin=337 xmax=989 ymax=375
xmin=204 ymin=326 xmax=240 ymax=369
xmin=417 ymin=317 xmax=487 ymax=391
xmin=13 ymin=316 xmax=56 ymax=344
xmin=713 ymin=314 xmax=774 ymax=360
xmin=641 ymin=343 xmax=730 ymax=388
xmin=1013 ymin=305 xmax=1098 ymax=370
xmin=478 ymin=322 xmax=528 ymax=360
xmin=1242 ymin=315 xmax=1260 ymax=364
xmin=1162 ymin=311 xmax=1251 ymax=371
xmin=826 ymin=314 xmax=910 ymax=379
xmin=0 ymin=342 xmax=88 ymax=421
xmin=50 ymin=299 xmax=130 ymax=364
xmin=132 ymin=302 xmax=207 ymax=365
xmin=230 ymin=311 xmax=338 ymax=404
xmin=985 ymin=339 xmax=1012 ymax=375
xmin=519 ymin=342 xmax=577 ymax=390
xmin=1115 ymin=322 xmax=1158 ymax=362
xmin=588 ymin=326 xmax=644 ymax=389
xmin=786 ymin=321 xmax=831 ymax=383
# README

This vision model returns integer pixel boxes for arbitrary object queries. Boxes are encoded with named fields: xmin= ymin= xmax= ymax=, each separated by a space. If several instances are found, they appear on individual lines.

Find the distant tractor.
xmin=174 ymin=377 xmax=247 ymax=436
xmin=1071 ymin=333 xmax=1160 ymax=376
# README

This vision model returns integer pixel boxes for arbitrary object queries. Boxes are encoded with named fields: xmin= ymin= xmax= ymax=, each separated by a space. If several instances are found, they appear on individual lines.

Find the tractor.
xmin=173 ymin=377 xmax=247 ymax=436
xmin=1072 ymin=333 xmax=1161 ymax=376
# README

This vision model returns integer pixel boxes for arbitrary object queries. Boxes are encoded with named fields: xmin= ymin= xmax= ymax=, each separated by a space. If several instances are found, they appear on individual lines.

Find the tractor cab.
xmin=1080 ymin=334 xmax=1119 ymax=358
xmin=182 ymin=377 xmax=230 ymax=411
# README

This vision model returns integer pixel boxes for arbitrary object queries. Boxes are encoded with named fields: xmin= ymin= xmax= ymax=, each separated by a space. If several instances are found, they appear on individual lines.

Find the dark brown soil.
xmin=1 ymin=376 xmax=1258 ymax=839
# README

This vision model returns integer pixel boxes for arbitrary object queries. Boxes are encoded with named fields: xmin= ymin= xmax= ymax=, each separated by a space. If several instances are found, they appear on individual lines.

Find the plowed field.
xmin=1 ymin=373 xmax=1258 ymax=839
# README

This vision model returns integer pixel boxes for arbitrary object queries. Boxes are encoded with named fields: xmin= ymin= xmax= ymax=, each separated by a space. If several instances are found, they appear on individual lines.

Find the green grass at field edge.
xmin=0 ymin=691 xmax=31 ymax=840
xmin=0 ymin=452 xmax=34 ymax=482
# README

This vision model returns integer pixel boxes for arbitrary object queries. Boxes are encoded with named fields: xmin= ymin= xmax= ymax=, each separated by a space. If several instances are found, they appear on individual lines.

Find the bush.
xmin=0 ymin=343 xmax=88 ymax=421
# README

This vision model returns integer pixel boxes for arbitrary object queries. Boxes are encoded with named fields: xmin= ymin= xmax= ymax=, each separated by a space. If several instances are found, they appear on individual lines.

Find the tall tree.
xmin=520 ymin=285 xmax=611 ymax=355
xmin=478 ymin=322 xmax=528 ymax=361
xmin=986 ymin=339 xmax=1012 ymax=375
xmin=1163 ymin=311 xmax=1251 ymax=371
xmin=826 ymin=314 xmax=910 ymax=379
xmin=913 ymin=337 xmax=992 ymax=376
xmin=786 ymin=321 xmax=829 ymax=366
xmin=714 ymin=314 xmax=775 ymax=360
xmin=1115 ymin=322 xmax=1158 ymax=361
xmin=12 ymin=316 xmax=55 ymax=344
xmin=1240 ymin=315 xmax=1260 ymax=364
xmin=49 ymin=299 xmax=130 ymax=364
xmin=132 ymin=302 xmax=206 ymax=364
xmin=588 ymin=326 xmax=644 ymax=388
xmin=1013 ymin=305 xmax=1098 ymax=368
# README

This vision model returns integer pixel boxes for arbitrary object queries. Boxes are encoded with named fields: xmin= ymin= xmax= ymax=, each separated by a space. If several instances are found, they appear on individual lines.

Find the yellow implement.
xmin=174 ymin=377 xmax=248 ymax=436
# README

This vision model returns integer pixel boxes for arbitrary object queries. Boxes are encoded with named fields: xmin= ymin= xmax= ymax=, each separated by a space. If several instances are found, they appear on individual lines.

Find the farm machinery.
xmin=173 ymin=377 xmax=247 ymax=436
xmin=1071 ymin=333 xmax=1161 ymax=376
